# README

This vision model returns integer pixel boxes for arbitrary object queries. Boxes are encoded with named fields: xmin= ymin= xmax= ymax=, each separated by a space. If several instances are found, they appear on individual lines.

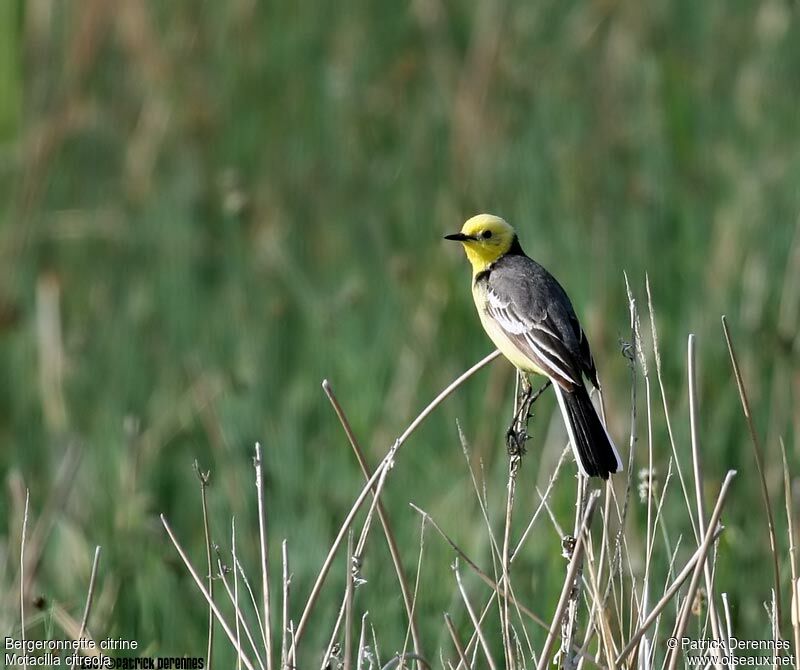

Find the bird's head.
xmin=444 ymin=214 xmax=519 ymax=272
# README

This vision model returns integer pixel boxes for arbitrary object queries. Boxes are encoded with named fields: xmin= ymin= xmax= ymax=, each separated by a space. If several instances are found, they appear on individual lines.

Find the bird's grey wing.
xmin=485 ymin=268 xmax=583 ymax=390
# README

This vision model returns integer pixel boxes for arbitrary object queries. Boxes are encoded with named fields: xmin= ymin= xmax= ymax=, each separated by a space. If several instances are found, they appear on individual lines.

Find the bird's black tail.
xmin=554 ymin=384 xmax=622 ymax=479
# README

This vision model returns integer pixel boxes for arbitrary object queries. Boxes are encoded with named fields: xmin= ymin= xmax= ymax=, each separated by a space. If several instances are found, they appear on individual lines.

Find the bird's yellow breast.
xmin=471 ymin=279 xmax=547 ymax=377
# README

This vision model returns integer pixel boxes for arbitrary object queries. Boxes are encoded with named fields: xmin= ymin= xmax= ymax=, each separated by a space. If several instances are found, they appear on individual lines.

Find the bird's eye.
xmin=482 ymin=230 xmax=493 ymax=239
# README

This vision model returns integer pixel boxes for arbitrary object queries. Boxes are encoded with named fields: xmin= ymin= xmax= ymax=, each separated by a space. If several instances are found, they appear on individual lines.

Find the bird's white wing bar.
xmin=486 ymin=288 xmax=580 ymax=386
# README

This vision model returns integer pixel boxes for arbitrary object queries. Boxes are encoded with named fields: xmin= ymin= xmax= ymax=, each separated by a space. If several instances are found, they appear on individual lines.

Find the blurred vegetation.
xmin=1 ymin=0 xmax=798 ymax=664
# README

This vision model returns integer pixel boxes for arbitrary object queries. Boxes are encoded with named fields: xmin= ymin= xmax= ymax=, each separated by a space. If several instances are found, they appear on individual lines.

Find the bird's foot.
xmin=506 ymin=375 xmax=533 ymax=456
xmin=506 ymin=425 xmax=529 ymax=456
xmin=505 ymin=378 xmax=552 ymax=457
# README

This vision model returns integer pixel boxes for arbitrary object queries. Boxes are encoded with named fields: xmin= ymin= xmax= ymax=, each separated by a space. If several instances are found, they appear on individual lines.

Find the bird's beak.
xmin=444 ymin=232 xmax=474 ymax=242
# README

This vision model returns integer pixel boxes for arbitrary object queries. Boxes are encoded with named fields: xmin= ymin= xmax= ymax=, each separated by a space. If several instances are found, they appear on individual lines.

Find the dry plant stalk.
xmin=194 ymin=461 xmax=215 ymax=669
xmin=444 ymin=613 xmax=471 ymax=668
xmin=157 ymin=282 xmax=795 ymax=670
xmin=254 ymin=443 xmax=274 ymax=670
xmin=665 ymin=470 xmax=737 ymax=670
xmin=323 ymin=380 xmax=423 ymax=655
xmin=455 ymin=561 xmax=499 ymax=670
xmin=69 ymin=546 xmax=102 ymax=670
xmin=292 ymin=350 xmax=500 ymax=653
xmin=722 ymin=315 xmax=782 ymax=625
xmin=781 ymin=437 xmax=800 ymax=670
xmin=161 ymin=515 xmax=258 ymax=670
xmin=280 ymin=540 xmax=291 ymax=670
xmin=343 ymin=531 xmax=355 ymax=670
xmin=687 ymin=335 xmax=725 ymax=667
xmin=536 ymin=490 xmax=600 ymax=670
xmin=20 ymin=489 xmax=30 ymax=670
xmin=213 ymin=552 xmax=267 ymax=669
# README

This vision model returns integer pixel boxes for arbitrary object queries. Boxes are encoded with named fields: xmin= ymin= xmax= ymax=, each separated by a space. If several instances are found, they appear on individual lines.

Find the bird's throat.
xmin=464 ymin=243 xmax=499 ymax=276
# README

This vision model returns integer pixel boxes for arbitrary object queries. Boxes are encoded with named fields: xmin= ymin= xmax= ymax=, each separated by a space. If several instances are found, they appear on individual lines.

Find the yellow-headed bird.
xmin=445 ymin=214 xmax=622 ymax=479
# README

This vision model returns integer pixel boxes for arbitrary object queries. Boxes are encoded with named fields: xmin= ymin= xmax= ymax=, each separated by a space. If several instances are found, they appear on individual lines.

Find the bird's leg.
xmin=506 ymin=374 xmax=552 ymax=456
xmin=506 ymin=376 xmax=532 ymax=456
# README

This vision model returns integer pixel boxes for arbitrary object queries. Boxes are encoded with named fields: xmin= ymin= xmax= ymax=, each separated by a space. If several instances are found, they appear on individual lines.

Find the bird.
xmin=445 ymin=214 xmax=622 ymax=479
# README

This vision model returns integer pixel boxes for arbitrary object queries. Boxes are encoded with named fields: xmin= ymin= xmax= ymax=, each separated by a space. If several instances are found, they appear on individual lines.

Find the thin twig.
xmin=344 ymin=531 xmax=355 ymax=670
xmin=456 ymin=422 xmax=503 ymax=574
xmin=161 ymin=515 xmax=257 ymax=670
xmin=70 ymin=546 xmax=102 ymax=670
xmin=233 ymin=518 xmax=243 ymax=670
xmin=579 ymin=527 xmax=618 ymax=669
xmin=687 ymin=336 xmax=724 ymax=668
xmin=410 ymin=503 xmax=548 ymax=629
xmin=536 ymin=490 xmax=600 ymax=670
xmin=512 ymin=446 xmax=570 ymax=560
xmin=357 ymin=613 xmax=368 ymax=670
xmin=214 ymin=556 xmax=267 ymax=670
xmin=501 ymin=452 xmax=522 ymax=669
xmin=722 ymin=316 xmax=782 ymax=627
xmin=295 ymin=442 xmax=397 ymax=653
xmin=646 ymin=277 xmax=699 ymax=543
xmin=721 ymin=592 xmax=734 ymax=642
xmin=616 ymin=525 xmax=725 ymax=664
xmin=322 ymin=380 xmax=423 ymax=656
xmin=444 ymin=613 xmax=472 ymax=670
xmin=666 ymin=470 xmax=737 ymax=670
xmin=401 ymin=517 xmax=427 ymax=668
xmin=231 ymin=556 xmax=268 ymax=661
xmin=21 ymin=488 xmax=30 ymax=670
xmin=254 ymin=443 xmax=274 ymax=670
xmin=292 ymin=350 xmax=500 ymax=649
xmin=560 ymin=475 xmax=588 ymax=670
xmin=281 ymin=541 xmax=290 ymax=670
xmin=455 ymin=563 xmax=498 ymax=670
xmin=425 ymin=497 xmax=603 ymax=667
xmin=380 ymin=654 xmax=432 ymax=670
xmin=194 ymin=461 xmax=215 ymax=670
xmin=781 ymin=438 xmax=800 ymax=670
xmin=321 ymin=590 xmax=349 ymax=670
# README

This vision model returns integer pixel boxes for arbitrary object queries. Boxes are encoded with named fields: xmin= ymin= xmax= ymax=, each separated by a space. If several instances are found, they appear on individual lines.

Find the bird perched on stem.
xmin=445 ymin=214 xmax=622 ymax=479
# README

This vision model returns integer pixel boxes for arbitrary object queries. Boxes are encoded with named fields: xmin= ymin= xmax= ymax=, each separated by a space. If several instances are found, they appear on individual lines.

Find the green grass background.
xmin=1 ymin=0 xmax=799 ymax=664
